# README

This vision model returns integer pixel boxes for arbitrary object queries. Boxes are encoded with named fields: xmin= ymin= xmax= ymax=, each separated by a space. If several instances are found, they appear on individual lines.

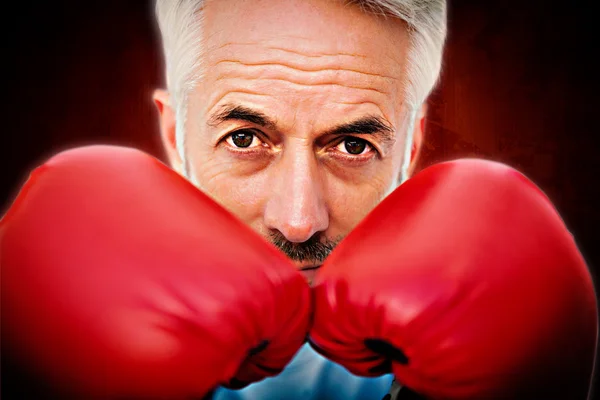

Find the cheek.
xmin=201 ymin=166 xmax=269 ymax=224
xmin=186 ymin=147 xmax=270 ymax=225
xmin=323 ymin=164 xmax=397 ymax=234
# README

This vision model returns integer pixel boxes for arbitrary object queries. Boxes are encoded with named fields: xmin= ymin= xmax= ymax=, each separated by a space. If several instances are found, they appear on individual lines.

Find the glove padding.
xmin=310 ymin=159 xmax=597 ymax=399
xmin=1 ymin=145 xmax=310 ymax=399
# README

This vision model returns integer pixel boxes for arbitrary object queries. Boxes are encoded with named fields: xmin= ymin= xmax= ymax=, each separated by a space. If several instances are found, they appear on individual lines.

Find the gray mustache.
xmin=269 ymin=231 xmax=341 ymax=263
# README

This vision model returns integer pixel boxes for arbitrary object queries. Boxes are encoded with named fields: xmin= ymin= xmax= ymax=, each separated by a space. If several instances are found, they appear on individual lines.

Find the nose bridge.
xmin=264 ymin=141 xmax=328 ymax=243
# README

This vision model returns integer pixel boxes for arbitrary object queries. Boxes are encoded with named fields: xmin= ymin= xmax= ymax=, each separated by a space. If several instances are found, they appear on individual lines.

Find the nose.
xmin=263 ymin=147 xmax=329 ymax=243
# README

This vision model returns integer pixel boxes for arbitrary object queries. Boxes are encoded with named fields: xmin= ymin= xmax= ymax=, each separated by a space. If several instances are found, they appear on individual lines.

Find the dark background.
xmin=2 ymin=0 xmax=599 ymax=397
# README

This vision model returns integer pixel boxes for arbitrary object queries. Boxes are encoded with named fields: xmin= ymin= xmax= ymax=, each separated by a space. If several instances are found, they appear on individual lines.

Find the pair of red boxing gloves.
xmin=1 ymin=145 xmax=597 ymax=399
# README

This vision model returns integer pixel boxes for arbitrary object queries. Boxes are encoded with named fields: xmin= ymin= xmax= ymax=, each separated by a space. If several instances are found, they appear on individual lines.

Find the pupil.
xmin=232 ymin=132 xmax=253 ymax=148
xmin=344 ymin=138 xmax=366 ymax=155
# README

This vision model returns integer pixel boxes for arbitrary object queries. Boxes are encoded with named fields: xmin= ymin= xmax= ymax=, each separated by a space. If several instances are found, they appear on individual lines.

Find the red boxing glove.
xmin=310 ymin=159 xmax=597 ymax=399
xmin=1 ymin=146 xmax=310 ymax=399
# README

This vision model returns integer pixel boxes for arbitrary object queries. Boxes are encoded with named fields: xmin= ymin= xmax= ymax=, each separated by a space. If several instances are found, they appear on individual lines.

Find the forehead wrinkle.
xmin=214 ymin=41 xmax=370 ymax=59
xmin=200 ymin=89 xmax=270 ymax=118
xmin=210 ymin=61 xmax=393 ymax=96
xmin=266 ymin=46 xmax=368 ymax=59
xmin=334 ymin=100 xmax=391 ymax=107
xmin=331 ymin=100 xmax=397 ymax=129
xmin=206 ymin=40 xmax=404 ymax=80
xmin=214 ymin=60 xmax=398 ymax=82
xmin=204 ymin=77 xmax=392 ymax=102
xmin=267 ymin=44 xmax=368 ymax=59
xmin=331 ymin=98 xmax=407 ymax=122
xmin=215 ymin=76 xmax=389 ymax=96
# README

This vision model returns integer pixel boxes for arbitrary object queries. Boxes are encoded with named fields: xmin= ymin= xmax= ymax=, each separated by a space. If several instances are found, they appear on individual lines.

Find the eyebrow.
xmin=208 ymin=104 xmax=277 ymax=130
xmin=323 ymin=116 xmax=395 ymax=147
xmin=208 ymin=103 xmax=396 ymax=146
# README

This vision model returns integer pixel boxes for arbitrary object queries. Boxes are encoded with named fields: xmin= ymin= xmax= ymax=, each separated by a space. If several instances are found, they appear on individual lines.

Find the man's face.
xmin=156 ymin=0 xmax=423 ymax=282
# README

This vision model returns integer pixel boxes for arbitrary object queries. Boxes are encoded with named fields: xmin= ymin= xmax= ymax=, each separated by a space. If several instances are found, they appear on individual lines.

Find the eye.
xmin=334 ymin=137 xmax=373 ymax=155
xmin=225 ymin=130 xmax=264 ymax=149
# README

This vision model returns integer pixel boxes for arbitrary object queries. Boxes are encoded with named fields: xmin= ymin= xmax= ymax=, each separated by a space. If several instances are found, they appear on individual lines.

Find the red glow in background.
xmin=1 ymin=0 xmax=599 ymax=396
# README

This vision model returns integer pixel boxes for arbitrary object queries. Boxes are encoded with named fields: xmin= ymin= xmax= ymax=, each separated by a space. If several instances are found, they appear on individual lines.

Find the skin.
xmin=154 ymin=0 xmax=426 ymax=281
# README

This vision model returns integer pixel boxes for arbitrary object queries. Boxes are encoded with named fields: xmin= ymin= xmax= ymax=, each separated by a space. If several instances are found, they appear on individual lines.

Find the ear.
xmin=406 ymin=103 xmax=427 ymax=177
xmin=153 ymin=89 xmax=184 ymax=175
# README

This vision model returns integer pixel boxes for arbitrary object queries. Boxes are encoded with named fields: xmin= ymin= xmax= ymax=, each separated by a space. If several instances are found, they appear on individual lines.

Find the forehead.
xmin=202 ymin=0 xmax=408 ymax=73
xmin=194 ymin=0 xmax=410 ymax=129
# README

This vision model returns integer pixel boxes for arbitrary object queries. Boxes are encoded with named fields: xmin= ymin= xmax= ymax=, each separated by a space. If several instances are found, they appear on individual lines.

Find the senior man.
xmin=153 ymin=2 xmax=444 ymax=397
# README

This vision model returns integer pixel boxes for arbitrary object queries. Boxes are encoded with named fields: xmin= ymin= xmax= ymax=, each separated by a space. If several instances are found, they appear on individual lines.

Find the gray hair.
xmin=154 ymin=0 xmax=447 ymax=183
